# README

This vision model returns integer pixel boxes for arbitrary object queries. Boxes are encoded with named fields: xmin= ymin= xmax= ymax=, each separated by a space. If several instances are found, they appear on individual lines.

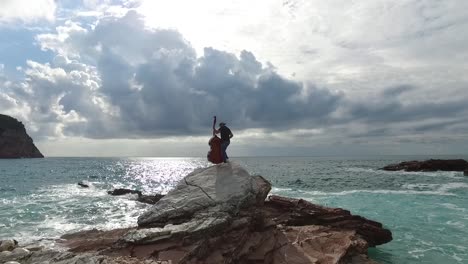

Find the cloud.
xmin=0 ymin=0 xmax=56 ymax=24
xmin=2 ymin=4 xmax=468 ymax=155
xmin=4 ymin=11 xmax=341 ymax=140
xmin=346 ymin=85 xmax=468 ymax=124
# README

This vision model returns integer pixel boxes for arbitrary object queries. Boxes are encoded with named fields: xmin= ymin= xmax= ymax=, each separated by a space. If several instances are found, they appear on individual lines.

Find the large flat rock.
xmin=137 ymin=162 xmax=270 ymax=228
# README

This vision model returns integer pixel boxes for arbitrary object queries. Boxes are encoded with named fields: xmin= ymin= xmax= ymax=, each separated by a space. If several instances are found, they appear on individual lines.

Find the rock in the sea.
xmin=264 ymin=195 xmax=393 ymax=247
xmin=108 ymin=188 xmax=164 ymax=204
xmin=0 ymin=239 xmax=17 ymax=252
xmin=137 ymin=163 xmax=269 ymax=228
xmin=0 ymin=114 xmax=43 ymax=158
xmin=464 ymin=170 xmax=468 ymax=176
xmin=78 ymin=181 xmax=90 ymax=188
xmin=107 ymin=188 xmax=142 ymax=196
xmin=381 ymin=159 xmax=468 ymax=172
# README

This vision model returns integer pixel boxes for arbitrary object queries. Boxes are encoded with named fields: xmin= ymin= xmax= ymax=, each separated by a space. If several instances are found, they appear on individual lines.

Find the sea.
xmin=1 ymin=155 xmax=468 ymax=263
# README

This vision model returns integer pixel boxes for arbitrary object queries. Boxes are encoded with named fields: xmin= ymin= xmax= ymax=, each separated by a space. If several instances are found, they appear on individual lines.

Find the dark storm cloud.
xmin=29 ymin=11 xmax=343 ymax=139
xmin=347 ymin=85 xmax=468 ymax=124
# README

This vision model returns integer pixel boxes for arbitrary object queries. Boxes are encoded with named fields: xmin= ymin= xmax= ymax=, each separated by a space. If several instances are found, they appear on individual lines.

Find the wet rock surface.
xmin=3 ymin=163 xmax=392 ymax=264
xmin=107 ymin=188 xmax=164 ymax=205
xmin=381 ymin=159 xmax=468 ymax=172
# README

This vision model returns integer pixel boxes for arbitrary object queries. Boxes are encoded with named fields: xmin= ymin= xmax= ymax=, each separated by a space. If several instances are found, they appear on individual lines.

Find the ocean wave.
xmin=272 ymin=182 xmax=468 ymax=197
xmin=0 ymin=182 xmax=148 ymax=246
xmin=439 ymin=203 xmax=468 ymax=213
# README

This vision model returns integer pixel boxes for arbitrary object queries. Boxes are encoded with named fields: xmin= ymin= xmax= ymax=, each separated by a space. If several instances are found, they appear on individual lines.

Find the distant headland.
xmin=0 ymin=114 xmax=43 ymax=159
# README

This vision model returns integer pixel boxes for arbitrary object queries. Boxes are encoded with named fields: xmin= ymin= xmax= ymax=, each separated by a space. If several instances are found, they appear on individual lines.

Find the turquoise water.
xmin=1 ymin=156 xmax=468 ymax=263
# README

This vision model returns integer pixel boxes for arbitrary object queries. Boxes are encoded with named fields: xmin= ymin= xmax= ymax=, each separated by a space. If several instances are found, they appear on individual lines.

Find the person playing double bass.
xmin=214 ymin=122 xmax=233 ymax=163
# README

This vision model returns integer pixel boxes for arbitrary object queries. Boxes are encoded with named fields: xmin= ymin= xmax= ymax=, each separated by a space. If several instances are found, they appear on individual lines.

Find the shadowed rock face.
xmin=381 ymin=159 xmax=468 ymax=172
xmin=0 ymin=114 xmax=43 ymax=159
xmin=107 ymin=188 xmax=165 ymax=204
xmin=3 ymin=163 xmax=392 ymax=264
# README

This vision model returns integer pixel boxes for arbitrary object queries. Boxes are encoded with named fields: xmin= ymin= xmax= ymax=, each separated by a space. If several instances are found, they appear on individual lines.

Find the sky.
xmin=0 ymin=0 xmax=467 ymax=157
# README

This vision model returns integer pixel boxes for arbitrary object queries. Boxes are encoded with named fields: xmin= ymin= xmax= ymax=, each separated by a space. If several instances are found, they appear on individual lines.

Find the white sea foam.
xmin=446 ymin=221 xmax=465 ymax=229
xmin=438 ymin=182 xmax=468 ymax=192
xmin=440 ymin=203 xmax=467 ymax=213
xmin=274 ymin=181 xmax=468 ymax=197
xmin=2 ymin=182 xmax=149 ymax=245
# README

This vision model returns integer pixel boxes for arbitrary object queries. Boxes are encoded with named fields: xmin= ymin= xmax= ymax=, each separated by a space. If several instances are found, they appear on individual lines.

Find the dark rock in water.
xmin=107 ymin=188 xmax=164 ymax=204
xmin=107 ymin=188 xmax=142 ymax=196
xmin=137 ymin=194 xmax=164 ymax=205
xmin=264 ymin=195 xmax=392 ymax=247
xmin=77 ymin=181 xmax=89 ymax=188
xmin=0 ymin=114 xmax=43 ymax=159
xmin=381 ymin=159 xmax=468 ymax=172
xmin=464 ymin=170 xmax=468 ymax=176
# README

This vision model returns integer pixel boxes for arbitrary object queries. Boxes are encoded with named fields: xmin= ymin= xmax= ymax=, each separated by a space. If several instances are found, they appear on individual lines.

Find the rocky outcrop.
xmin=108 ymin=189 xmax=143 ymax=196
xmin=78 ymin=181 xmax=90 ymax=188
xmin=107 ymin=188 xmax=165 ymax=205
xmin=0 ymin=114 xmax=43 ymax=158
xmin=381 ymin=159 xmax=468 ymax=172
xmin=3 ymin=163 xmax=392 ymax=264
xmin=136 ymin=163 xmax=268 ymax=228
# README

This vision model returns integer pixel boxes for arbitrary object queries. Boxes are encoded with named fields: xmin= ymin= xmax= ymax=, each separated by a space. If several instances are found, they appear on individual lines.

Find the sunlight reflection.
xmin=121 ymin=158 xmax=209 ymax=194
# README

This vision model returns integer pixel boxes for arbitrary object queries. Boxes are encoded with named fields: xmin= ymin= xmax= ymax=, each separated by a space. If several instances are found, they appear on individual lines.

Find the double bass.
xmin=207 ymin=116 xmax=223 ymax=164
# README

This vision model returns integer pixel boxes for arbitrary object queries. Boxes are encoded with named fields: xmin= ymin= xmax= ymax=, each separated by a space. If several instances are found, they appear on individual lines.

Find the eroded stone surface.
xmin=137 ymin=163 xmax=262 ymax=227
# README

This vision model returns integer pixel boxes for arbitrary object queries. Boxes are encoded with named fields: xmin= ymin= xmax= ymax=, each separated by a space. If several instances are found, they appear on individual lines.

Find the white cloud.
xmin=0 ymin=0 xmax=56 ymax=24
xmin=137 ymin=0 xmax=468 ymax=100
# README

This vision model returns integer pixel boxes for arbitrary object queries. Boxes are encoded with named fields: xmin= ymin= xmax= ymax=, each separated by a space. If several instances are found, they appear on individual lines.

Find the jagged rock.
xmin=107 ymin=188 xmax=164 ymax=204
xmin=137 ymin=163 xmax=268 ymax=228
xmin=0 ymin=247 xmax=31 ymax=263
xmin=20 ymin=250 xmax=107 ymax=264
xmin=263 ymin=195 xmax=392 ymax=247
xmin=78 ymin=181 xmax=89 ymax=188
xmin=61 ymin=228 xmax=132 ymax=252
xmin=381 ymin=159 xmax=468 ymax=172
xmin=137 ymin=194 xmax=165 ymax=205
xmin=0 ymin=114 xmax=43 ymax=158
xmin=108 ymin=188 xmax=142 ymax=196
xmin=11 ymin=248 xmax=30 ymax=258
xmin=0 ymin=239 xmax=17 ymax=252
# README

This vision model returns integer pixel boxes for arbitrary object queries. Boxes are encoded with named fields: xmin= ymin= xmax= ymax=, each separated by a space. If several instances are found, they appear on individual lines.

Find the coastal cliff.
xmin=0 ymin=163 xmax=392 ymax=264
xmin=0 ymin=114 xmax=43 ymax=158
